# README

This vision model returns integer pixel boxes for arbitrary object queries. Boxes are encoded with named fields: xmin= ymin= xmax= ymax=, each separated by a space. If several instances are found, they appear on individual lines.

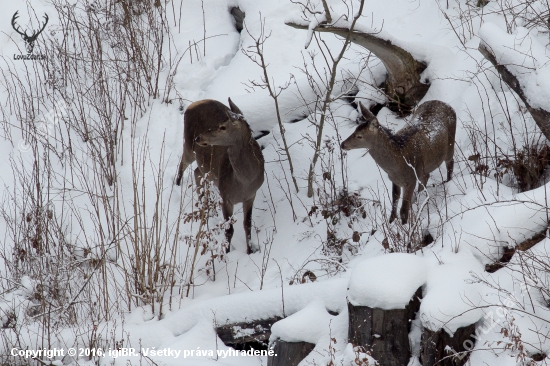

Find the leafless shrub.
xmin=291 ymin=0 xmax=366 ymax=197
xmin=180 ymin=177 xmax=232 ymax=297
xmin=497 ymin=143 xmax=550 ymax=192
xmin=243 ymin=15 xmax=300 ymax=193
xmin=0 ymin=0 xmax=190 ymax=357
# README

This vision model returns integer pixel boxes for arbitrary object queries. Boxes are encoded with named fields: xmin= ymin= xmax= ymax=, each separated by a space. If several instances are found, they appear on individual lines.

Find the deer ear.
xmin=225 ymin=112 xmax=242 ymax=127
xmin=359 ymin=102 xmax=375 ymax=121
xmin=228 ymin=98 xmax=243 ymax=115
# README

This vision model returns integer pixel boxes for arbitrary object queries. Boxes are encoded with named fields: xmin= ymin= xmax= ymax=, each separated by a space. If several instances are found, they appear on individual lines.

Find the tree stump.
xmin=421 ymin=323 xmax=476 ymax=366
xmin=267 ymin=339 xmax=315 ymax=366
xmin=348 ymin=287 xmax=422 ymax=366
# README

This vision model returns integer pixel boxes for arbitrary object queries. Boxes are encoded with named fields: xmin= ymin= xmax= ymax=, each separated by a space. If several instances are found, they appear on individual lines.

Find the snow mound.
xmin=434 ymin=180 xmax=549 ymax=265
xmin=479 ymin=23 xmax=550 ymax=111
xmin=161 ymin=278 xmax=348 ymax=337
xmin=270 ymin=299 xmax=335 ymax=344
xmin=419 ymin=250 xmax=485 ymax=335
xmin=347 ymin=253 xmax=427 ymax=309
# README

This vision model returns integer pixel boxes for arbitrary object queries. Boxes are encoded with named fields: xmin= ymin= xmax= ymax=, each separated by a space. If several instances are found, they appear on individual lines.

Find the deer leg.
xmin=445 ymin=158 xmax=454 ymax=182
xmin=400 ymin=184 xmax=415 ymax=225
xmin=175 ymin=145 xmax=195 ymax=186
xmin=243 ymin=196 xmax=258 ymax=255
xmin=221 ymin=200 xmax=234 ymax=253
xmin=389 ymin=183 xmax=401 ymax=223
xmin=418 ymin=173 xmax=430 ymax=193
xmin=175 ymin=159 xmax=185 ymax=186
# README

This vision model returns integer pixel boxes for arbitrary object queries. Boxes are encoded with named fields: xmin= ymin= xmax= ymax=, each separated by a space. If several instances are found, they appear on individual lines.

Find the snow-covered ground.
xmin=1 ymin=0 xmax=550 ymax=365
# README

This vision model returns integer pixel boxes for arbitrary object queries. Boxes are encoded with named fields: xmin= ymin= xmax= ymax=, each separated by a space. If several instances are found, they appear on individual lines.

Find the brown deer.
xmin=341 ymin=101 xmax=456 ymax=224
xmin=175 ymin=99 xmax=264 ymax=254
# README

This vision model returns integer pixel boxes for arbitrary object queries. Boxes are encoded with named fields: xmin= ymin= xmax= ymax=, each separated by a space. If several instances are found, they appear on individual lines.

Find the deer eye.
xmin=356 ymin=135 xmax=363 ymax=139
xmin=220 ymin=126 xmax=226 ymax=131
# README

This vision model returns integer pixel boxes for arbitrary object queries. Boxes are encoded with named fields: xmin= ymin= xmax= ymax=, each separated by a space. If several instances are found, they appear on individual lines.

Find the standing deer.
xmin=341 ymin=101 xmax=456 ymax=224
xmin=175 ymin=99 xmax=264 ymax=254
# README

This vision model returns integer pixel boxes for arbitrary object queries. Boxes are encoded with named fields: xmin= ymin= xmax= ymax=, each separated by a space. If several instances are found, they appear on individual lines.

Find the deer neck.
xmin=367 ymin=127 xmax=405 ymax=171
xmin=226 ymin=131 xmax=263 ymax=183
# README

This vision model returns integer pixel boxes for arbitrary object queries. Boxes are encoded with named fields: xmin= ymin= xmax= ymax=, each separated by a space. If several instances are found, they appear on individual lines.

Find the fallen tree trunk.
xmin=485 ymin=224 xmax=548 ymax=273
xmin=479 ymin=43 xmax=550 ymax=142
xmin=286 ymin=21 xmax=429 ymax=112
xmin=216 ymin=316 xmax=282 ymax=347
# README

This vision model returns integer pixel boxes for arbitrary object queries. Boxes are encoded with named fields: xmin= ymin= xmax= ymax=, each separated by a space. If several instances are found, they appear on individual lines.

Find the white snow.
xmin=270 ymin=299 xmax=335 ymax=343
xmin=161 ymin=278 xmax=348 ymax=337
xmin=420 ymin=251 xmax=485 ymax=334
xmin=347 ymin=253 xmax=427 ymax=309
xmin=479 ymin=23 xmax=550 ymax=111
xmin=1 ymin=0 xmax=550 ymax=365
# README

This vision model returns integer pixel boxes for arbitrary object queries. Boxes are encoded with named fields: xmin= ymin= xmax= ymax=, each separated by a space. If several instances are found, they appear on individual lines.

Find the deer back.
xmin=342 ymin=100 xmax=456 ymax=184
xmin=402 ymin=101 xmax=456 ymax=173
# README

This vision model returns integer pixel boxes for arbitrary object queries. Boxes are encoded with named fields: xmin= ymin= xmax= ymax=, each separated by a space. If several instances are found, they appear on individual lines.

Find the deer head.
xmin=195 ymin=99 xmax=248 ymax=147
xmin=12 ymin=11 xmax=49 ymax=54
xmin=341 ymin=102 xmax=380 ymax=150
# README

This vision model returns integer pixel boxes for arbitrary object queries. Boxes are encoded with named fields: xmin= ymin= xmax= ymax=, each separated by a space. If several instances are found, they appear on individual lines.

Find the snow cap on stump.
xmin=419 ymin=260 xmax=484 ymax=335
xmin=270 ymin=299 xmax=335 ymax=344
xmin=348 ymin=253 xmax=428 ymax=309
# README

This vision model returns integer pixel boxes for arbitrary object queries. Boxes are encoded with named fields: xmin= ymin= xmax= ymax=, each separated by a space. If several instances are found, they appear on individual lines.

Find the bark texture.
xmin=421 ymin=323 xmax=477 ymax=366
xmin=267 ymin=340 xmax=315 ymax=366
xmin=216 ymin=316 xmax=282 ymax=346
xmin=348 ymin=287 xmax=422 ymax=366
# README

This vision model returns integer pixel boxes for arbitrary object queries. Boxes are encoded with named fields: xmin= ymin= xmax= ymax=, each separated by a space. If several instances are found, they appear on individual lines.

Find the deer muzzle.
xmin=195 ymin=135 xmax=208 ymax=146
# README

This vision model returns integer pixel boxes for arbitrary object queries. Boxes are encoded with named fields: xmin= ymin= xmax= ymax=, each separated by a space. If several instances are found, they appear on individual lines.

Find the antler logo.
xmin=11 ymin=11 xmax=49 ymax=54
